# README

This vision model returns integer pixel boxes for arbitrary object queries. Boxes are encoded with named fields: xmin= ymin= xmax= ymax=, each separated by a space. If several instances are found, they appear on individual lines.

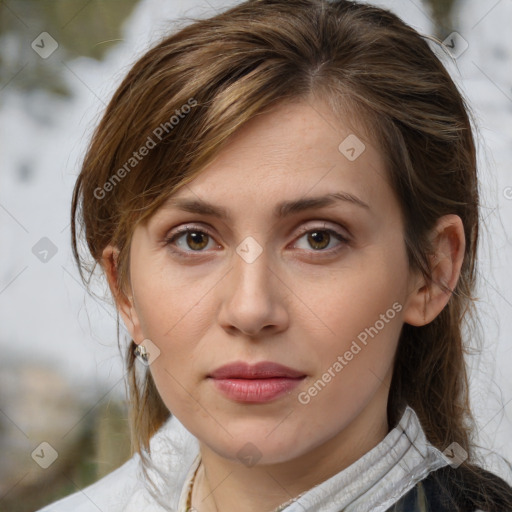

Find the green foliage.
xmin=0 ymin=0 xmax=139 ymax=97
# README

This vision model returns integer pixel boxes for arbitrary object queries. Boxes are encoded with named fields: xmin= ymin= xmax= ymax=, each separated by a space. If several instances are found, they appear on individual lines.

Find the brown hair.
xmin=71 ymin=0 xmax=512 ymax=507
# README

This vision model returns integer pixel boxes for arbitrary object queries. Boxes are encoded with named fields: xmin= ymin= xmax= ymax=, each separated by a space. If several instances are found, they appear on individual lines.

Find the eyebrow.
xmin=164 ymin=192 xmax=370 ymax=220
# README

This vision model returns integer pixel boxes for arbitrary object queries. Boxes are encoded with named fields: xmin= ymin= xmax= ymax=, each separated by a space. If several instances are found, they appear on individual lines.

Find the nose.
xmin=217 ymin=245 xmax=289 ymax=338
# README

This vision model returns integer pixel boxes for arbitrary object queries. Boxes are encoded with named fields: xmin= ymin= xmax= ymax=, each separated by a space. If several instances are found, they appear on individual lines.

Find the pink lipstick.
xmin=208 ymin=361 xmax=306 ymax=403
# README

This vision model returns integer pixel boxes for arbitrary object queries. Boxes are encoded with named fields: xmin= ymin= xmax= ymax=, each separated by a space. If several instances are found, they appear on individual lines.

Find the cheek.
xmin=310 ymin=248 xmax=407 ymax=340
xmin=303 ymin=245 xmax=407 ymax=384
xmin=296 ymin=275 xmax=403 ymax=435
xmin=130 ymin=265 xmax=218 ymax=406
xmin=132 ymin=260 xmax=215 ymax=339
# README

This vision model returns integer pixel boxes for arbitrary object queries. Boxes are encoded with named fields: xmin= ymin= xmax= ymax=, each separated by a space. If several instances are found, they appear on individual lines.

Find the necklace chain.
xmin=202 ymin=461 xmax=220 ymax=512
xmin=191 ymin=458 xmax=302 ymax=512
xmin=190 ymin=460 xmax=219 ymax=512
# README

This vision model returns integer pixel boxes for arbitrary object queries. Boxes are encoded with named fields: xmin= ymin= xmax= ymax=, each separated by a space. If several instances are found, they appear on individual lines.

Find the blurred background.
xmin=1 ymin=0 xmax=511 ymax=510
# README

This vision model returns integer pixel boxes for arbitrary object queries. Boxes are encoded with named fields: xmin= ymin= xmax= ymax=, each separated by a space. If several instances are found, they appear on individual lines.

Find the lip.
xmin=208 ymin=361 xmax=306 ymax=379
xmin=208 ymin=361 xmax=306 ymax=403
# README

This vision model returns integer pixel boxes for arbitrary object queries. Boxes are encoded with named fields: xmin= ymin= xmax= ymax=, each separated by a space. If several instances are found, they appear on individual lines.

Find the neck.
xmin=191 ymin=392 xmax=390 ymax=512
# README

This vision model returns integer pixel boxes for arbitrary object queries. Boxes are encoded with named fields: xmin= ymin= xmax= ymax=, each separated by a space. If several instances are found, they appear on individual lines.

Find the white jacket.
xmin=36 ymin=405 xmax=450 ymax=512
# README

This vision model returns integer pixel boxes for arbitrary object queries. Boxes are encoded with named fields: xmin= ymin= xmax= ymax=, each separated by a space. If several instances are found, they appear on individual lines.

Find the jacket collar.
xmin=124 ymin=405 xmax=449 ymax=511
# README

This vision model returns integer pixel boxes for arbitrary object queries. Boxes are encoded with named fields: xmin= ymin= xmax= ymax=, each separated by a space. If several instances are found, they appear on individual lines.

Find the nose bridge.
xmin=226 ymin=230 xmax=267 ymax=281
xmin=218 ymin=237 xmax=286 ymax=336
xmin=232 ymin=238 xmax=273 ymax=302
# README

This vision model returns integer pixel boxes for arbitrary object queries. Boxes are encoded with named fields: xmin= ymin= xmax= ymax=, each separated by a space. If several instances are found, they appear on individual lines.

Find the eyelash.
xmin=163 ymin=223 xmax=350 ymax=259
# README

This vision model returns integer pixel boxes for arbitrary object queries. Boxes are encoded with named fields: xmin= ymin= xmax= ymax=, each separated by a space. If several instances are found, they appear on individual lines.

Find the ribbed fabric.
xmin=131 ymin=405 xmax=449 ymax=511
xmin=37 ymin=405 xmax=450 ymax=512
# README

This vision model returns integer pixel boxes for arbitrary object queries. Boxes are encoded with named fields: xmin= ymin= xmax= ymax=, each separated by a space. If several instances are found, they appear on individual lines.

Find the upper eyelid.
xmin=167 ymin=220 xmax=347 ymax=234
xmin=165 ymin=221 xmax=350 ymax=245
xmin=167 ymin=223 xmax=216 ymax=240
xmin=295 ymin=222 xmax=347 ymax=235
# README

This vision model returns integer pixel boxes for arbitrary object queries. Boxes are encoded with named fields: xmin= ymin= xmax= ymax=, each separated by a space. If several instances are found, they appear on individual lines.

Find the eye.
xmin=164 ymin=225 xmax=219 ymax=257
xmin=164 ymin=222 xmax=350 ymax=259
xmin=293 ymin=224 xmax=349 ymax=253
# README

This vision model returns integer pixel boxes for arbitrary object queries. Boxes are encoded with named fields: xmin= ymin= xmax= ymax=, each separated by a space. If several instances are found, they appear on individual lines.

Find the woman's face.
xmin=122 ymin=99 xmax=420 ymax=465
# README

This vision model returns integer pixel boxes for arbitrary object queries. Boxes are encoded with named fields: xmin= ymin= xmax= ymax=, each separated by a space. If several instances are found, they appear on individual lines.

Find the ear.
xmin=403 ymin=214 xmax=465 ymax=326
xmin=101 ymin=245 xmax=144 ymax=343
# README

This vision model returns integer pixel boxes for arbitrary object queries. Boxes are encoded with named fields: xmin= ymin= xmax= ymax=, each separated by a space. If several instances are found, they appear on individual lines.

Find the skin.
xmin=103 ymin=98 xmax=465 ymax=512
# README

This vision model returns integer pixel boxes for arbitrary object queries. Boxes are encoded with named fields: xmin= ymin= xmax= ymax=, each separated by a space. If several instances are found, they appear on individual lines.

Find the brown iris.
xmin=307 ymin=230 xmax=330 ymax=250
xmin=186 ymin=231 xmax=209 ymax=251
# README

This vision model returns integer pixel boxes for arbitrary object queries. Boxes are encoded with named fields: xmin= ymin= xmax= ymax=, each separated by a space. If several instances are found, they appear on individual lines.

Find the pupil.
xmin=308 ymin=231 xmax=329 ymax=250
xmin=188 ymin=232 xmax=207 ymax=250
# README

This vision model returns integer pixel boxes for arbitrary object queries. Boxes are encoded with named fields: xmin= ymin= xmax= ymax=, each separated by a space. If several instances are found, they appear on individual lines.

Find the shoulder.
xmin=35 ymin=454 xmax=140 ymax=512
xmin=425 ymin=463 xmax=512 ymax=511
xmin=387 ymin=463 xmax=512 ymax=512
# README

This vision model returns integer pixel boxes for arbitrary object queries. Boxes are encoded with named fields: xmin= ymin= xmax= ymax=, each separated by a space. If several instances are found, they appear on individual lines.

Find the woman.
xmin=38 ymin=0 xmax=512 ymax=510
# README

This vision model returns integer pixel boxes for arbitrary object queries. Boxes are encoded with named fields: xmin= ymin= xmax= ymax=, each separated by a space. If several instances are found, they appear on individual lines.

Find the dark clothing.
xmin=386 ymin=464 xmax=512 ymax=512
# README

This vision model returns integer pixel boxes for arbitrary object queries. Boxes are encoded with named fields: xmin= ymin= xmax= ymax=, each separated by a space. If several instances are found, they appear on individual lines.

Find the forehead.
xmin=158 ymin=99 xmax=390 ymax=216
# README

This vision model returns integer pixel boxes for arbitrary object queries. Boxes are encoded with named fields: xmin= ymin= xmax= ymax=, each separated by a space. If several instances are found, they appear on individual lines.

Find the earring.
xmin=134 ymin=343 xmax=149 ymax=363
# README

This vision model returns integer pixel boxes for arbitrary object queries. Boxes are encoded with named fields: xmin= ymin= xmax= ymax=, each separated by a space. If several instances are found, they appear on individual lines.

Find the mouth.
xmin=208 ymin=360 xmax=306 ymax=379
xmin=207 ymin=361 xmax=306 ymax=403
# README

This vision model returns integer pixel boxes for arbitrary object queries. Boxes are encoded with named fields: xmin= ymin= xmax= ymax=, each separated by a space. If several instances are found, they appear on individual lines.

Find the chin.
xmin=199 ymin=425 xmax=314 ymax=466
